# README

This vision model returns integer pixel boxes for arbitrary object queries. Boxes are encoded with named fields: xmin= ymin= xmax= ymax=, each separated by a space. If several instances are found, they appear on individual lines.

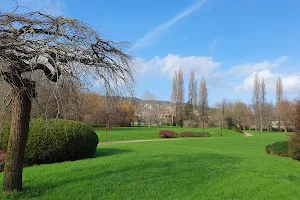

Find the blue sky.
xmin=2 ymin=0 xmax=300 ymax=105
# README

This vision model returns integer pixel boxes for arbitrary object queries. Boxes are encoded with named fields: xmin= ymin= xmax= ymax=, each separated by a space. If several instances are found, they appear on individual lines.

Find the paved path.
xmin=99 ymin=138 xmax=200 ymax=146
xmin=244 ymin=132 xmax=253 ymax=137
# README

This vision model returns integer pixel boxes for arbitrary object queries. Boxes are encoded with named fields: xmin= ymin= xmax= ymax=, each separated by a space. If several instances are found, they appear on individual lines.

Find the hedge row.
xmin=159 ymin=130 xmax=177 ymax=138
xmin=0 ymin=119 xmax=99 ymax=166
xmin=158 ymin=130 xmax=211 ymax=138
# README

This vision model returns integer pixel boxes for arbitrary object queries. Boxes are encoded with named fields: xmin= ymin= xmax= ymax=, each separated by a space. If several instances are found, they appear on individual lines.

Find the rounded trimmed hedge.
xmin=0 ymin=119 xmax=99 ymax=165
xmin=158 ymin=130 xmax=177 ymax=138
xmin=265 ymin=141 xmax=290 ymax=157
xmin=180 ymin=131 xmax=211 ymax=137
xmin=180 ymin=132 xmax=201 ymax=137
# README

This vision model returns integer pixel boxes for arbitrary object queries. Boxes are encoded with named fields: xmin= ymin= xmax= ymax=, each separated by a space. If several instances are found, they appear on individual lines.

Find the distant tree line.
xmin=167 ymin=69 xmax=297 ymax=133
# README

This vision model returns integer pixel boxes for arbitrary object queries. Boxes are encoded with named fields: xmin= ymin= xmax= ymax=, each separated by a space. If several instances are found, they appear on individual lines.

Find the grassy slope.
xmin=95 ymin=127 xmax=227 ymax=142
xmin=1 ymin=129 xmax=300 ymax=199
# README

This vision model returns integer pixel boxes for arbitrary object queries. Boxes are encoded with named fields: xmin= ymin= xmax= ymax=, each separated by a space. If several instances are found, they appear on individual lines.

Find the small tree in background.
xmin=279 ymin=99 xmax=293 ymax=132
xmin=198 ymin=77 xmax=208 ymax=136
xmin=171 ymin=69 xmax=184 ymax=127
xmin=216 ymin=98 xmax=226 ymax=136
xmin=252 ymin=74 xmax=260 ymax=132
xmin=276 ymin=77 xmax=283 ymax=131
xmin=232 ymin=101 xmax=248 ymax=131
xmin=188 ymin=69 xmax=197 ymax=119
xmin=143 ymin=91 xmax=156 ymax=127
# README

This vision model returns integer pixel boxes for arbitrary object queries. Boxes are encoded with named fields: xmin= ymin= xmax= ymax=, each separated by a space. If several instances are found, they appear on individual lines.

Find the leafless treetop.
xmin=0 ymin=11 xmax=135 ymax=94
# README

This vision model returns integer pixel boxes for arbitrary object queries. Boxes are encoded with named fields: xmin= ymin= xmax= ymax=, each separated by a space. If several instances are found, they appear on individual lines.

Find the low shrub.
xmin=180 ymin=131 xmax=211 ymax=137
xmin=265 ymin=141 xmax=290 ymax=157
xmin=180 ymin=131 xmax=201 ymax=137
xmin=0 ymin=119 xmax=99 ymax=165
xmin=159 ymin=130 xmax=177 ymax=138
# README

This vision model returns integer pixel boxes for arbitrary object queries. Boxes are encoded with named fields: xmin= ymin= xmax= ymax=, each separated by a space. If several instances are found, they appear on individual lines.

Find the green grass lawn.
xmin=95 ymin=127 xmax=232 ymax=142
xmin=1 ymin=128 xmax=300 ymax=200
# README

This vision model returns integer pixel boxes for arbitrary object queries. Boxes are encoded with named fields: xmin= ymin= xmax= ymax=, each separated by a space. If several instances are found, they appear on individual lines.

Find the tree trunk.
xmin=220 ymin=121 xmax=223 ymax=136
xmin=202 ymin=118 xmax=204 ymax=137
xmin=278 ymin=119 xmax=281 ymax=132
xmin=3 ymin=87 xmax=32 ymax=194
xmin=259 ymin=115 xmax=263 ymax=134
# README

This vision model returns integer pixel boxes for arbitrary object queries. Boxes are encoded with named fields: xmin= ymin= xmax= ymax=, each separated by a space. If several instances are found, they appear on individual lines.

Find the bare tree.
xmin=264 ymin=102 xmax=275 ymax=131
xmin=198 ymin=77 xmax=208 ymax=136
xmin=289 ymin=99 xmax=300 ymax=160
xmin=276 ymin=77 xmax=283 ymax=131
xmin=171 ymin=71 xmax=178 ymax=127
xmin=215 ymin=98 xmax=226 ymax=136
xmin=188 ymin=69 xmax=197 ymax=106
xmin=260 ymin=77 xmax=266 ymax=132
xmin=171 ymin=69 xmax=184 ymax=127
xmin=252 ymin=74 xmax=261 ymax=132
xmin=280 ymin=99 xmax=293 ymax=132
xmin=232 ymin=101 xmax=248 ymax=131
xmin=188 ymin=69 xmax=197 ymax=121
xmin=143 ymin=90 xmax=156 ymax=127
xmin=177 ymin=70 xmax=184 ymax=127
xmin=0 ymin=11 xmax=134 ymax=193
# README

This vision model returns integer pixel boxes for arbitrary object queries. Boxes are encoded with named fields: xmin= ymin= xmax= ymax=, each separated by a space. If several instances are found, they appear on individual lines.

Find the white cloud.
xmin=232 ymin=56 xmax=299 ymax=93
xmin=236 ymin=69 xmax=300 ymax=93
xmin=228 ymin=56 xmax=288 ymax=77
xmin=133 ymin=0 xmax=207 ymax=49
xmin=229 ymin=61 xmax=278 ymax=76
xmin=19 ymin=0 xmax=66 ymax=16
xmin=282 ymin=75 xmax=300 ymax=92
xmin=138 ymin=54 xmax=221 ymax=80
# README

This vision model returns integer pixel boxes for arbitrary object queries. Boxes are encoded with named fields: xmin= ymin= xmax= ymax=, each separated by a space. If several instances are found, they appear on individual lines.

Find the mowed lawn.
xmin=1 ymin=128 xmax=300 ymax=199
xmin=95 ymin=127 xmax=224 ymax=142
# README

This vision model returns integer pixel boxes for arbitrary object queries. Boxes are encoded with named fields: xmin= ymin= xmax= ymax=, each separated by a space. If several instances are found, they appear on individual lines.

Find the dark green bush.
xmin=0 ymin=119 xmax=99 ymax=165
xmin=180 ymin=131 xmax=201 ymax=137
xmin=265 ymin=145 xmax=271 ymax=154
xmin=159 ymin=130 xmax=177 ymax=138
xmin=265 ymin=141 xmax=290 ymax=157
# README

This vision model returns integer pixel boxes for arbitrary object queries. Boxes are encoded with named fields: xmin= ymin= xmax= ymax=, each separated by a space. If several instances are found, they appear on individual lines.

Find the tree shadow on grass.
xmin=6 ymin=152 xmax=241 ymax=199
xmin=94 ymin=147 xmax=134 ymax=158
